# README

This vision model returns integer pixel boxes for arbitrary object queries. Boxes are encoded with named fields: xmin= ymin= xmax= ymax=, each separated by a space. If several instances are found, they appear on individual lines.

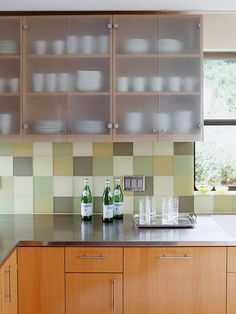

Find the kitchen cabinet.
xmin=124 ymin=247 xmax=226 ymax=314
xmin=18 ymin=247 xmax=65 ymax=314
xmin=227 ymin=247 xmax=236 ymax=314
xmin=1 ymin=250 xmax=18 ymax=314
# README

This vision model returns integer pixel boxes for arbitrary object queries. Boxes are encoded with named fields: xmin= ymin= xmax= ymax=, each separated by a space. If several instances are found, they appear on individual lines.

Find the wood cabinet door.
xmin=18 ymin=247 xmax=65 ymax=314
xmin=66 ymin=273 xmax=123 ymax=314
xmin=1 ymin=250 xmax=18 ymax=314
xmin=227 ymin=273 xmax=236 ymax=314
xmin=124 ymin=247 xmax=226 ymax=314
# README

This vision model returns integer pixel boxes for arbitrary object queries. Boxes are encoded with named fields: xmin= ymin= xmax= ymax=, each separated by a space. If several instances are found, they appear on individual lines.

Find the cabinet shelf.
xmin=0 ymin=93 xmax=20 ymax=96
xmin=116 ymin=53 xmax=201 ymax=58
xmin=27 ymin=92 xmax=109 ymax=96
xmin=27 ymin=54 xmax=110 ymax=59
xmin=0 ymin=54 xmax=20 ymax=59
xmin=116 ymin=92 xmax=200 ymax=96
xmin=27 ymin=92 xmax=67 ymax=96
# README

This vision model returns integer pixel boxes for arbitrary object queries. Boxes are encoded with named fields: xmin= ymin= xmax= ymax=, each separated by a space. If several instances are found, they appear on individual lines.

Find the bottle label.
xmin=114 ymin=202 xmax=123 ymax=216
xmin=81 ymin=202 xmax=92 ymax=217
xmin=82 ymin=190 xmax=89 ymax=197
xmin=103 ymin=205 xmax=113 ymax=219
xmin=114 ymin=189 xmax=121 ymax=196
xmin=108 ymin=191 xmax=113 ymax=198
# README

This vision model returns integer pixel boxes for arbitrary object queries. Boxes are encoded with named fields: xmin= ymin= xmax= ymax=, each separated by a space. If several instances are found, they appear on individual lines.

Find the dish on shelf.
xmin=124 ymin=38 xmax=150 ymax=54
xmin=157 ymin=38 xmax=183 ymax=53
xmin=0 ymin=113 xmax=17 ymax=135
xmin=214 ymin=185 xmax=229 ymax=194
xmin=76 ymin=70 xmax=102 ymax=91
xmin=0 ymin=40 xmax=19 ymax=54
xmin=74 ymin=120 xmax=105 ymax=134
xmin=196 ymin=184 xmax=213 ymax=194
xmin=125 ymin=112 xmax=142 ymax=134
xmin=32 ymin=120 xmax=64 ymax=134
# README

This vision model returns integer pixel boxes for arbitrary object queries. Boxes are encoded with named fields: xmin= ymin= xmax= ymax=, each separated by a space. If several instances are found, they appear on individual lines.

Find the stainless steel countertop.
xmin=0 ymin=214 xmax=236 ymax=265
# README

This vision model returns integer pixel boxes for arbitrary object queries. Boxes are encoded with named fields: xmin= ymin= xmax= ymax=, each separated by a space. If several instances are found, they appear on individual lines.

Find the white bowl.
xmin=157 ymin=39 xmax=183 ymax=53
xmin=125 ymin=112 xmax=142 ymax=134
xmin=215 ymin=185 xmax=229 ymax=194
xmin=124 ymin=38 xmax=150 ymax=54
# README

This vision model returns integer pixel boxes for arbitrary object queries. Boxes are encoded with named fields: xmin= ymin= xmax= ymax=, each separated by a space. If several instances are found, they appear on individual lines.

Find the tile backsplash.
xmin=0 ymin=142 xmax=235 ymax=214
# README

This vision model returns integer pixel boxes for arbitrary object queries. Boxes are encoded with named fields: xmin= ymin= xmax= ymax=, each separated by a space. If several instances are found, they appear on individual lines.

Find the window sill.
xmin=194 ymin=191 xmax=236 ymax=196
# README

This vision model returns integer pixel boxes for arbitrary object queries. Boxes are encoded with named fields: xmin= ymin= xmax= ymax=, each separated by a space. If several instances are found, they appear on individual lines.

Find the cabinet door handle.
xmin=77 ymin=254 xmax=107 ymax=259
xmin=159 ymin=254 xmax=192 ymax=259
xmin=23 ymin=123 xmax=30 ymax=129
xmin=5 ymin=266 xmax=12 ymax=303
xmin=111 ymin=279 xmax=116 ymax=312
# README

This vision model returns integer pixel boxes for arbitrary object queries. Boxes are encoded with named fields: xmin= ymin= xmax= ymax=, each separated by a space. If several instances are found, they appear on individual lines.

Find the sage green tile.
xmin=179 ymin=196 xmax=194 ymax=213
xmin=154 ymin=176 xmax=174 ymax=196
xmin=134 ymin=176 xmax=153 ymax=196
xmin=93 ymin=157 xmax=113 ymax=176
xmin=174 ymin=142 xmax=193 ymax=155
xmin=93 ymin=143 xmax=113 ymax=157
xmin=0 ymin=143 xmax=13 ymax=156
xmin=53 ymin=156 xmax=73 ymax=176
xmin=153 ymin=142 xmax=174 ymax=156
xmin=194 ymin=195 xmax=214 ymax=214
xmin=0 ymin=197 xmax=14 ymax=213
xmin=34 ymin=197 xmax=53 ymax=213
xmin=13 ymin=143 xmax=33 ymax=157
xmin=174 ymin=155 xmax=193 ymax=176
xmin=153 ymin=156 xmax=173 ymax=176
xmin=113 ymin=143 xmax=133 ymax=156
xmin=73 ymin=197 xmax=81 ymax=214
xmin=73 ymin=157 xmax=93 ymax=176
xmin=94 ymin=196 xmax=102 ymax=213
xmin=0 ymin=177 xmax=13 ymax=197
xmin=13 ymin=157 xmax=33 ymax=176
xmin=174 ymin=176 xmax=194 ymax=196
xmin=34 ymin=177 xmax=53 ymax=197
xmin=134 ymin=156 xmax=153 ymax=176
xmin=133 ymin=142 xmax=153 ymax=156
xmin=33 ymin=157 xmax=53 ymax=176
xmin=214 ymin=196 xmax=234 ymax=213
xmin=54 ymin=197 xmax=73 ymax=213
xmin=53 ymin=143 xmax=72 ymax=156
xmin=113 ymin=156 xmax=133 ymax=176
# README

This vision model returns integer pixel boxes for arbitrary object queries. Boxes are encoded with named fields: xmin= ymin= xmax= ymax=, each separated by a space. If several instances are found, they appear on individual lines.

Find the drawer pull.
xmin=5 ymin=266 xmax=12 ymax=303
xmin=160 ymin=254 xmax=192 ymax=260
xmin=78 ymin=254 xmax=107 ymax=259
xmin=111 ymin=279 xmax=116 ymax=312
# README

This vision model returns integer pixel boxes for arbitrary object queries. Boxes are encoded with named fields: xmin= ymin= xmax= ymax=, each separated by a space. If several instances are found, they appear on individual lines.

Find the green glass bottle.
xmin=113 ymin=178 xmax=124 ymax=219
xmin=102 ymin=180 xmax=113 ymax=223
xmin=81 ymin=178 xmax=93 ymax=221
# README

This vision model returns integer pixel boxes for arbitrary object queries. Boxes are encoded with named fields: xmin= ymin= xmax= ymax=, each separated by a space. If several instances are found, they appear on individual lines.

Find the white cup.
xmin=67 ymin=35 xmax=78 ymax=54
xmin=97 ymin=35 xmax=109 ymax=54
xmin=81 ymin=35 xmax=94 ymax=54
xmin=0 ymin=78 xmax=5 ymax=93
xmin=0 ymin=113 xmax=12 ymax=135
xmin=33 ymin=73 xmax=44 ymax=92
xmin=52 ymin=40 xmax=65 ymax=55
xmin=46 ymin=73 xmax=57 ymax=92
xmin=58 ymin=73 xmax=69 ymax=92
xmin=184 ymin=77 xmax=196 ymax=92
xmin=132 ymin=77 xmax=146 ymax=92
xmin=34 ymin=40 xmax=47 ymax=55
xmin=150 ymin=76 xmax=163 ymax=92
xmin=8 ymin=78 xmax=19 ymax=93
xmin=169 ymin=76 xmax=182 ymax=92
xmin=117 ymin=77 xmax=129 ymax=92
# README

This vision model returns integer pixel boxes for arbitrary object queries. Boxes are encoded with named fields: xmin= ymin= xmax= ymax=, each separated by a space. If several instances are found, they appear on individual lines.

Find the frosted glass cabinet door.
xmin=158 ymin=15 xmax=203 ymax=141
xmin=0 ymin=17 xmax=21 ymax=140
xmin=113 ymin=15 xmax=159 ymax=141
xmin=23 ymin=16 xmax=68 ymax=141
xmin=68 ymin=16 xmax=113 ymax=141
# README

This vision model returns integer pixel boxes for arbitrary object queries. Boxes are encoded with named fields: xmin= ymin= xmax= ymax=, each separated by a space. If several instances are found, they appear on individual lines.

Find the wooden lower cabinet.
xmin=124 ymin=247 xmax=226 ymax=314
xmin=227 ymin=273 xmax=236 ymax=314
xmin=18 ymin=247 xmax=65 ymax=314
xmin=66 ymin=273 xmax=123 ymax=314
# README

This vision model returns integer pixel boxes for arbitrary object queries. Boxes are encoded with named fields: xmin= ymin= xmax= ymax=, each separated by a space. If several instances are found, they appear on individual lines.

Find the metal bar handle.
xmin=160 ymin=254 xmax=192 ymax=260
xmin=78 ymin=254 xmax=107 ymax=259
xmin=5 ymin=265 xmax=12 ymax=303
xmin=112 ymin=279 xmax=116 ymax=312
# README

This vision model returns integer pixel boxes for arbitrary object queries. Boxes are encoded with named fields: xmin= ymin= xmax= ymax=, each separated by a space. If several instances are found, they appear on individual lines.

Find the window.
xmin=195 ymin=54 xmax=236 ymax=189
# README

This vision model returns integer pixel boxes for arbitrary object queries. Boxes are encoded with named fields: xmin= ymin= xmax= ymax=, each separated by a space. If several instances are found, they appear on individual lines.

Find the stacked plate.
xmin=157 ymin=39 xmax=183 ymax=53
xmin=124 ymin=38 xmax=150 ymax=54
xmin=0 ymin=113 xmax=17 ymax=135
xmin=33 ymin=120 xmax=64 ymax=134
xmin=76 ymin=71 xmax=102 ymax=92
xmin=0 ymin=40 xmax=18 ymax=54
xmin=74 ymin=120 xmax=105 ymax=134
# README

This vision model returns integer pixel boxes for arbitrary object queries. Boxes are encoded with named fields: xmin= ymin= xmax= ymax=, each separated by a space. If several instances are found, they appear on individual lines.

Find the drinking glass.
xmin=162 ymin=196 xmax=179 ymax=224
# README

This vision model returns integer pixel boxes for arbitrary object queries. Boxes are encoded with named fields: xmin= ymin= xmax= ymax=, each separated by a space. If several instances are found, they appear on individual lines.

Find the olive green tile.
xmin=34 ymin=177 xmax=53 ymax=197
xmin=174 ymin=176 xmax=194 ymax=196
xmin=93 ymin=143 xmax=113 ymax=157
xmin=34 ymin=197 xmax=53 ymax=214
xmin=73 ymin=157 xmax=93 ymax=176
xmin=13 ymin=157 xmax=33 ymax=176
xmin=174 ymin=155 xmax=193 ymax=176
xmin=153 ymin=156 xmax=173 ymax=176
xmin=174 ymin=142 xmax=193 ymax=155
xmin=134 ymin=176 xmax=153 ymax=196
xmin=0 ymin=197 xmax=14 ymax=213
xmin=54 ymin=197 xmax=73 ymax=213
xmin=93 ymin=157 xmax=113 ymax=176
xmin=53 ymin=156 xmax=73 ymax=176
xmin=179 ymin=196 xmax=194 ymax=213
xmin=13 ymin=143 xmax=33 ymax=157
xmin=0 ymin=143 xmax=13 ymax=156
xmin=134 ymin=156 xmax=153 ymax=176
xmin=0 ymin=177 xmax=13 ymax=197
xmin=213 ymin=196 xmax=234 ymax=213
xmin=53 ymin=143 xmax=73 ymax=156
xmin=73 ymin=197 xmax=81 ymax=214
xmin=153 ymin=142 xmax=174 ymax=156
xmin=94 ymin=196 xmax=102 ymax=213
xmin=113 ymin=143 xmax=133 ymax=156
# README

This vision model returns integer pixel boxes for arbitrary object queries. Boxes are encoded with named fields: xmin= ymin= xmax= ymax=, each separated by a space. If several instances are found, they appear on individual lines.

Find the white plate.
xmin=157 ymin=39 xmax=183 ymax=53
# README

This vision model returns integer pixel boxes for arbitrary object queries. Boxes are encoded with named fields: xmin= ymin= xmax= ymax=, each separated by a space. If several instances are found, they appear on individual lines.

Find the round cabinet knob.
xmin=23 ymin=24 xmax=29 ymax=30
xmin=113 ymin=23 xmax=119 ymax=29
xmin=107 ymin=123 xmax=113 ymax=129
xmin=197 ymin=23 xmax=201 ymax=29
xmin=152 ymin=128 xmax=157 ymax=133
xmin=23 ymin=123 xmax=29 ymax=129
xmin=198 ymin=123 xmax=203 ymax=129
xmin=113 ymin=123 xmax=119 ymax=129
xmin=106 ymin=23 xmax=112 ymax=29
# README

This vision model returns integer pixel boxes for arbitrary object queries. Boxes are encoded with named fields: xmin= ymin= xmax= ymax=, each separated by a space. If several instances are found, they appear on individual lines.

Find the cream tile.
xmin=33 ymin=157 xmax=53 ymax=176
xmin=153 ymin=142 xmax=174 ymax=156
xmin=194 ymin=195 xmax=214 ymax=214
xmin=113 ymin=156 xmax=133 ymax=176
xmin=73 ymin=143 xmax=93 ymax=156
xmin=0 ymin=197 xmax=14 ymax=213
xmin=93 ymin=176 xmax=113 ymax=197
xmin=53 ymin=176 xmax=73 ymax=197
xmin=73 ymin=176 xmax=93 ymax=197
xmin=133 ymin=142 xmax=153 ymax=156
xmin=154 ymin=176 xmax=174 ymax=196
xmin=14 ymin=196 xmax=33 ymax=213
xmin=14 ymin=177 xmax=33 ymax=196
xmin=33 ymin=142 xmax=53 ymax=156
xmin=0 ymin=177 xmax=13 ymax=197
xmin=0 ymin=156 xmax=13 ymax=176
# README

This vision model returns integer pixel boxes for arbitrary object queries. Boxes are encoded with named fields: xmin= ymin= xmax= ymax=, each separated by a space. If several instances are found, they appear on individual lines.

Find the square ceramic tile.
xmin=154 ymin=176 xmax=174 ymax=196
xmin=14 ymin=196 xmax=33 ymax=213
xmin=0 ymin=156 xmax=13 ymax=176
xmin=194 ymin=195 xmax=214 ymax=214
xmin=93 ymin=157 xmax=113 ymax=176
xmin=73 ymin=143 xmax=93 ymax=156
xmin=13 ymin=157 xmax=33 ymax=176
xmin=73 ymin=176 xmax=93 ymax=197
xmin=179 ymin=196 xmax=194 ymax=213
xmin=233 ymin=196 xmax=236 ymax=212
xmin=13 ymin=143 xmax=32 ymax=157
xmin=133 ymin=142 xmax=153 ymax=156
xmin=73 ymin=157 xmax=93 ymax=176
xmin=14 ymin=177 xmax=33 ymax=196
xmin=174 ymin=176 xmax=194 ymax=196
xmin=93 ymin=176 xmax=113 ymax=197
xmin=93 ymin=196 xmax=102 ymax=213
xmin=54 ymin=197 xmax=73 ymax=213
xmin=93 ymin=143 xmax=113 ymax=156
xmin=53 ymin=143 xmax=72 ymax=156
xmin=53 ymin=156 xmax=73 ymax=176
xmin=33 ymin=157 xmax=53 ymax=176
xmin=124 ymin=196 xmax=134 ymax=214
xmin=134 ymin=156 xmax=153 ymax=176
xmin=34 ymin=177 xmax=53 ymax=197
xmin=0 ymin=143 xmax=13 ymax=156
xmin=34 ymin=197 xmax=53 ymax=214
xmin=153 ymin=156 xmax=173 ymax=176
xmin=174 ymin=142 xmax=193 ymax=155
xmin=0 ymin=177 xmax=13 ymax=197
xmin=113 ymin=143 xmax=133 ymax=156
xmin=174 ymin=155 xmax=194 ymax=176
xmin=53 ymin=176 xmax=73 ymax=197
xmin=0 ymin=197 xmax=14 ymax=213
xmin=134 ymin=176 xmax=153 ymax=196
xmin=73 ymin=197 xmax=81 ymax=214
xmin=153 ymin=142 xmax=174 ymax=156
xmin=33 ymin=143 xmax=53 ymax=156
xmin=214 ymin=196 xmax=234 ymax=213
xmin=113 ymin=156 xmax=133 ymax=176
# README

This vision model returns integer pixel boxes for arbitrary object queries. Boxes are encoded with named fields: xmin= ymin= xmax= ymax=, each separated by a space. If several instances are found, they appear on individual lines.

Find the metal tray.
xmin=133 ymin=213 xmax=197 ymax=229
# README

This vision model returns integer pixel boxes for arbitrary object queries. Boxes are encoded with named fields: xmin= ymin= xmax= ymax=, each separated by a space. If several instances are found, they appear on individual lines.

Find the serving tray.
xmin=133 ymin=213 xmax=197 ymax=229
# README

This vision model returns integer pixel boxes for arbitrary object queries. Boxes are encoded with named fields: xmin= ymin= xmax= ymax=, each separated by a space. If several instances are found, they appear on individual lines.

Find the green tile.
xmin=53 ymin=143 xmax=72 ymax=156
xmin=53 ymin=156 xmax=73 ymax=176
xmin=34 ymin=177 xmax=53 ymax=197
xmin=33 ymin=157 xmax=53 ymax=176
xmin=0 ymin=197 xmax=14 ymax=213
xmin=133 ymin=142 xmax=153 ymax=156
xmin=0 ymin=177 xmax=13 ymax=197
xmin=174 ymin=155 xmax=193 ymax=176
xmin=174 ymin=142 xmax=193 ymax=155
xmin=179 ymin=196 xmax=194 ymax=213
xmin=213 ymin=196 xmax=234 ymax=213
xmin=0 ymin=143 xmax=13 ymax=156
xmin=34 ymin=197 xmax=53 ymax=213
xmin=113 ymin=143 xmax=133 ymax=156
xmin=73 ymin=197 xmax=81 ymax=214
xmin=0 ymin=156 xmax=13 ymax=176
xmin=93 ymin=143 xmax=113 ymax=156
xmin=194 ymin=195 xmax=214 ymax=214
xmin=153 ymin=142 xmax=173 ymax=156
xmin=234 ymin=196 xmax=236 ymax=212
xmin=174 ymin=176 xmax=194 ymax=196
xmin=153 ymin=156 xmax=173 ymax=176
xmin=154 ymin=176 xmax=174 ymax=196
xmin=13 ymin=143 xmax=33 ymax=157
xmin=134 ymin=156 xmax=153 ymax=176
xmin=93 ymin=157 xmax=113 ymax=176
xmin=73 ymin=157 xmax=93 ymax=176
xmin=113 ymin=156 xmax=133 ymax=176
xmin=94 ymin=196 xmax=102 ymax=213
xmin=54 ymin=197 xmax=73 ymax=213
xmin=134 ymin=176 xmax=153 ymax=196
xmin=13 ymin=157 xmax=33 ymax=176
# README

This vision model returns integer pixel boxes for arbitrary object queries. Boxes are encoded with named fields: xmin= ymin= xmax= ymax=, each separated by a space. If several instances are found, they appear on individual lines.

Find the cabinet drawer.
xmin=228 ymin=248 xmax=236 ymax=272
xmin=65 ymin=247 xmax=123 ymax=273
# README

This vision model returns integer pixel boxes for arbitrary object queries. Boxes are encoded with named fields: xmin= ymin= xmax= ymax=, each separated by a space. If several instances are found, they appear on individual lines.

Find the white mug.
xmin=150 ymin=76 xmax=163 ymax=92
xmin=33 ymin=73 xmax=44 ymax=92
xmin=0 ymin=78 xmax=5 ymax=93
xmin=34 ymin=40 xmax=47 ymax=55
xmin=97 ymin=35 xmax=109 ymax=54
xmin=184 ymin=77 xmax=196 ymax=92
xmin=81 ymin=35 xmax=94 ymax=54
xmin=117 ymin=77 xmax=129 ymax=92
xmin=58 ymin=73 xmax=69 ymax=92
xmin=8 ymin=78 xmax=19 ymax=93
xmin=52 ymin=40 xmax=65 ymax=55
xmin=168 ymin=76 xmax=182 ymax=92
xmin=132 ymin=77 xmax=146 ymax=92
xmin=46 ymin=73 xmax=57 ymax=92
xmin=67 ymin=35 xmax=78 ymax=54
